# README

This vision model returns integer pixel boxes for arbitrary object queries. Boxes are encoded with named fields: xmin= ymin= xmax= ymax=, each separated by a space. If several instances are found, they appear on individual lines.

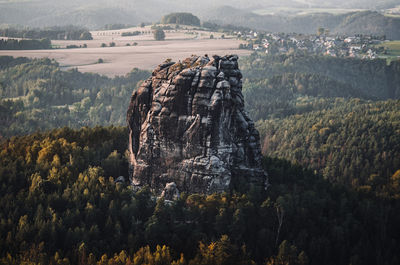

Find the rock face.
xmin=127 ymin=54 xmax=267 ymax=195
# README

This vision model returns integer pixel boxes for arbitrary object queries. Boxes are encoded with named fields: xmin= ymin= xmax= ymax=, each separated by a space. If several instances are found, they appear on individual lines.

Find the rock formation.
xmin=127 ymin=54 xmax=267 ymax=195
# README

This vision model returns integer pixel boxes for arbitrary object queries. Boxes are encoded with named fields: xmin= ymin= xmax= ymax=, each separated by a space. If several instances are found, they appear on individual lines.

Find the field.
xmin=376 ymin=40 xmax=400 ymax=63
xmin=0 ymin=25 xmax=250 ymax=76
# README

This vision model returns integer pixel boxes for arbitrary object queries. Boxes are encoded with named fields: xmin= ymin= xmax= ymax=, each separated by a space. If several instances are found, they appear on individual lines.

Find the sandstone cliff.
xmin=127 ymin=54 xmax=267 ymax=196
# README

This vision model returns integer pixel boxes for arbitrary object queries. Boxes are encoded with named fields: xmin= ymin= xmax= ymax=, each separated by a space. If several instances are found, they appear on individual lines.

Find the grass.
xmin=378 ymin=41 xmax=400 ymax=56
xmin=376 ymin=41 xmax=400 ymax=64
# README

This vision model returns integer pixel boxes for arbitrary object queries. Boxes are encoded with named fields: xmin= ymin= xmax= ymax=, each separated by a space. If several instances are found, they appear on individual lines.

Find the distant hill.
xmin=0 ymin=3 xmax=146 ymax=29
xmin=335 ymin=11 xmax=400 ymax=38
xmin=1 ymin=0 xmax=399 ymax=35
xmin=0 ymin=0 xmax=169 ymax=29
xmin=203 ymin=8 xmax=400 ymax=39
xmin=294 ymin=0 xmax=399 ymax=9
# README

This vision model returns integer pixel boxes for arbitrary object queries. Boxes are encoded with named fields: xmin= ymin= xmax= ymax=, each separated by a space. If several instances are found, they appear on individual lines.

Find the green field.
xmin=377 ymin=40 xmax=400 ymax=56
xmin=382 ymin=41 xmax=400 ymax=54
xmin=376 ymin=41 xmax=400 ymax=64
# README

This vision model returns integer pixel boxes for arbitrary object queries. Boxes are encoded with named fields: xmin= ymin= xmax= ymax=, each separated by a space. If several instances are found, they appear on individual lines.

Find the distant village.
xmin=237 ymin=30 xmax=388 ymax=59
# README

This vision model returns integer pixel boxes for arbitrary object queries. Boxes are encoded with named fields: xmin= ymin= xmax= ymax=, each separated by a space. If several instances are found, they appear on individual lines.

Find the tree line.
xmin=0 ymin=26 xmax=92 ymax=40
xmin=0 ymin=38 xmax=52 ymax=50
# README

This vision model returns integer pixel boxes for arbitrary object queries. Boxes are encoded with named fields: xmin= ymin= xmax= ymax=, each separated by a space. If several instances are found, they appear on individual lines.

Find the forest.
xmin=258 ymin=98 xmax=400 ymax=189
xmin=0 ymin=26 xmax=93 ymax=40
xmin=1 ymin=53 xmax=400 ymax=264
xmin=0 ymin=126 xmax=399 ymax=265
xmin=2 ymin=54 xmax=400 ymax=188
xmin=0 ymin=56 xmax=150 ymax=138
xmin=237 ymin=52 xmax=400 ymax=192
xmin=239 ymin=51 xmax=400 ymax=122
xmin=0 ymin=38 xmax=52 ymax=50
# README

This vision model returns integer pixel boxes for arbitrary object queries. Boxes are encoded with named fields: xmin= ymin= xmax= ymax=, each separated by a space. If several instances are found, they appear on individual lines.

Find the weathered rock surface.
xmin=127 ymin=54 xmax=267 ymax=195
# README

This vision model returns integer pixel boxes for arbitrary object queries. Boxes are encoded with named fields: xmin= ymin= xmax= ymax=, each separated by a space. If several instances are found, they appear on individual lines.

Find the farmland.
xmin=379 ymin=41 xmax=400 ymax=55
xmin=376 ymin=40 xmax=400 ymax=63
xmin=0 ymin=25 xmax=249 ymax=76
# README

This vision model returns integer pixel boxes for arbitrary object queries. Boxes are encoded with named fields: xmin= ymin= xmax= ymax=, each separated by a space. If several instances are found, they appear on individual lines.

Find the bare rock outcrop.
xmin=127 ymin=54 xmax=267 ymax=195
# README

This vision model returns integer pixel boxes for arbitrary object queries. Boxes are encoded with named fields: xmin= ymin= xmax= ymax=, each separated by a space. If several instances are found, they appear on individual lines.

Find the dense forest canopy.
xmin=0 ymin=56 xmax=150 ymax=138
xmin=258 ymin=98 xmax=400 ymax=188
xmin=240 ymin=52 xmax=400 ymax=113
xmin=0 ymin=126 xmax=399 ymax=265
xmin=237 ymin=52 xmax=400 ymax=190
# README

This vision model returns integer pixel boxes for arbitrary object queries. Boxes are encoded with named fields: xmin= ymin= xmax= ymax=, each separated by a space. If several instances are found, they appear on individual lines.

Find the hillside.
xmin=0 ymin=126 xmax=399 ymax=264
xmin=0 ymin=0 xmax=156 ymax=29
xmin=204 ymin=9 xmax=400 ymax=39
xmin=240 ymin=52 xmax=400 ymax=121
xmin=238 ymin=52 xmax=400 ymax=190
xmin=0 ymin=56 xmax=150 ymax=138
xmin=258 ymin=98 xmax=400 ymax=188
